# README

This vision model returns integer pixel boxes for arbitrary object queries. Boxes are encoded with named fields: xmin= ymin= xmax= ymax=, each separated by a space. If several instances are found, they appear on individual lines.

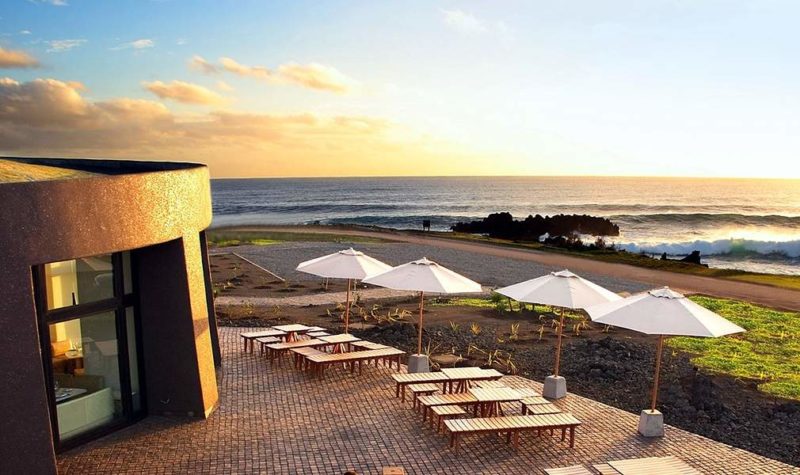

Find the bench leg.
xmin=396 ymin=383 xmax=401 ymax=398
xmin=506 ymin=431 xmax=511 ymax=444
xmin=561 ymin=427 xmax=566 ymax=442
xmin=569 ymin=427 xmax=575 ymax=448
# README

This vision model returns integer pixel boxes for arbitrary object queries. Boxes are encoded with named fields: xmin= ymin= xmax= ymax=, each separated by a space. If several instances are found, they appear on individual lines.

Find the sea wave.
xmin=611 ymin=213 xmax=800 ymax=228
xmin=617 ymin=238 xmax=800 ymax=259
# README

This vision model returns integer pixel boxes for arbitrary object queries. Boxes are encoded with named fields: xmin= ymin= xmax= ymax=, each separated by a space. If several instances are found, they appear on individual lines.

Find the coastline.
xmin=208 ymin=224 xmax=800 ymax=312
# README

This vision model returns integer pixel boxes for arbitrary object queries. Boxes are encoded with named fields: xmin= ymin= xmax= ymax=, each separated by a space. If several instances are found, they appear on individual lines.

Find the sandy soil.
xmin=219 ymin=225 xmax=800 ymax=311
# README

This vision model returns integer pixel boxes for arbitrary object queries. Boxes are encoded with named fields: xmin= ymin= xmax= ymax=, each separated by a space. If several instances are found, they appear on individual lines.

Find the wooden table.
xmin=264 ymin=338 xmax=326 ymax=364
xmin=440 ymin=368 xmax=503 ymax=393
xmin=318 ymin=333 xmax=361 ymax=353
xmin=469 ymin=387 xmax=523 ymax=417
xmin=272 ymin=324 xmax=312 ymax=342
xmin=606 ymin=456 xmax=702 ymax=475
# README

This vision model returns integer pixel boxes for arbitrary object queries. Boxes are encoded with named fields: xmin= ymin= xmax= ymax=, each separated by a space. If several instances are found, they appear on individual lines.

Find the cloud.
xmin=0 ymin=77 xmax=481 ymax=177
xmin=440 ymin=10 xmax=515 ymax=45
xmin=276 ymin=62 xmax=355 ymax=94
xmin=195 ymin=56 xmax=358 ymax=93
xmin=0 ymin=47 xmax=39 ymax=68
xmin=46 ymin=39 xmax=87 ymax=53
xmin=189 ymin=55 xmax=217 ymax=74
xmin=20 ymin=30 xmax=32 ymax=35
xmin=441 ymin=9 xmax=487 ymax=34
xmin=28 ymin=0 xmax=68 ymax=6
xmin=219 ymin=57 xmax=271 ymax=80
xmin=112 ymin=39 xmax=155 ymax=51
xmin=216 ymin=80 xmax=234 ymax=92
xmin=143 ymin=80 xmax=226 ymax=105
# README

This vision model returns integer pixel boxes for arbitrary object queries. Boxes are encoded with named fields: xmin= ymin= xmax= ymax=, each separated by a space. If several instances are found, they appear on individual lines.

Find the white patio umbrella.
xmin=495 ymin=270 xmax=621 ymax=397
xmin=586 ymin=287 xmax=745 ymax=434
xmin=363 ymin=257 xmax=482 ymax=358
xmin=296 ymin=248 xmax=392 ymax=333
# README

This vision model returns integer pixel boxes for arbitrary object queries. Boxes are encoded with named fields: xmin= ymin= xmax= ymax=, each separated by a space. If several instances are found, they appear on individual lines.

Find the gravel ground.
xmin=213 ymin=241 xmax=651 ymax=294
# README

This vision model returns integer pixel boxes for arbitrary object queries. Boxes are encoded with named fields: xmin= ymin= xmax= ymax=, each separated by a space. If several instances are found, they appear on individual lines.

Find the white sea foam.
xmin=617 ymin=238 xmax=800 ymax=258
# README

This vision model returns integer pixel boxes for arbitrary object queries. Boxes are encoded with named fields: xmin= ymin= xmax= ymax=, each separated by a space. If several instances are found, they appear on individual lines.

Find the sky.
xmin=1 ymin=0 xmax=800 ymax=178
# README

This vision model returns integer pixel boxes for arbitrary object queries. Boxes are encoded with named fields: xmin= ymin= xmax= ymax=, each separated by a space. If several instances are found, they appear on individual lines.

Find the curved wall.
xmin=0 ymin=161 xmax=211 ymax=264
xmin=0 ymin=159 xmax=218 ymax=475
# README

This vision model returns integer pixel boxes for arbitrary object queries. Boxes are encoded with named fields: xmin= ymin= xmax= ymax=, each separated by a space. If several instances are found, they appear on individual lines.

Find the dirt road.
xmin=220 ymin=226 xmax=800 ymax=312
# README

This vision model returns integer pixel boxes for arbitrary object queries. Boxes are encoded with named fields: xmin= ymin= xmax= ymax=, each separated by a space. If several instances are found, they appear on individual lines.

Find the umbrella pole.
xmin=417 ymin=291 xmax=424 ymax=355
xmin=554 ymin=307 xmax=566 ymax=377
xmin=344 ymin=278 xmax=352 ymax=334
xmin=651 ymin=334 xmax=665 ymax=411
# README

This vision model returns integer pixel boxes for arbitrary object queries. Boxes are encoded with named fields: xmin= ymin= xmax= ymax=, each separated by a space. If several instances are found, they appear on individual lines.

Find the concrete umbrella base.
xmin=638 ymin=409 xmax=665 ymax=437
xmin=543 ymin=375 xmax=567 ymax=399
xmin=407 ymin=354 xmax=430 ymax=373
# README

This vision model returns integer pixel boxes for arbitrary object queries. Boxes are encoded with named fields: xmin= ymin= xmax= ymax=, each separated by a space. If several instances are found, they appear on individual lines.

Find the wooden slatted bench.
xmin=264 ymin=339 xmax=328 ymax=365
xmin=256 ymin=336 xmax=283 ymax=356
xmin=524 ymin=403 xmax=562 ymax=416
xmin=430 ymin=405 xmax=467 ymax=433
xmin=240 ymin=329 xmax=286 ymax=353
xmin=306 ymin=348 xmax=405 ymax=377
xmin=289 ymin=347 xmax=326 ymax=370
xmin=592 ymin=464 xmax=619 ymax=475
xmin=544 ymin=465 xmax=593 ymax=475
xmin=416 ymin=393 xmax=479 ymax=422
xmin=472 ymin=380 xmax=507 ymax=389
xmin=605 ymin=456 xmax=702 ymax=475
xmin=520 ymin=396 xmax=550 ymax=413
xmin=391 ymin=372 xmax=451 ymax=402
xmin=444 ymin=413 xmax=581 ymax=454
xmin=351 ymin=341 xmax=392 ymax=366
xmin=407 ymin=383 xmax=439 ymax=409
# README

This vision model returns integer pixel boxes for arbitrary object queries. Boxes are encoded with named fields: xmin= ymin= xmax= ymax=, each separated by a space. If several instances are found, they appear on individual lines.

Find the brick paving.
xmin=57 ymin=327 xmax=800 ymax=475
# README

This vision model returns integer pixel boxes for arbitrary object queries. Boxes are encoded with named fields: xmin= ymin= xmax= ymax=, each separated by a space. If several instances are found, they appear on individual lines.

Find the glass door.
xmin=36 ymin=252 xmax=145 ymax=449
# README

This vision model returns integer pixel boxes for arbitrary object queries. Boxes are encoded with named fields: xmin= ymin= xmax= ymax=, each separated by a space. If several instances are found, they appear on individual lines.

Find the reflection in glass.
xmin=44 ymin=255 xmax=114 ymax=309
xmin=49 ymin=312 xmax=123 ymax=441
xmin=125 ymin=307 xmax=141 ymax=412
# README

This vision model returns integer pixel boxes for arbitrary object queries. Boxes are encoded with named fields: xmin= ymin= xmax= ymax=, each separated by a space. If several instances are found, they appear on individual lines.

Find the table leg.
xmin=569 ymin=427 xmax=575 ymax=448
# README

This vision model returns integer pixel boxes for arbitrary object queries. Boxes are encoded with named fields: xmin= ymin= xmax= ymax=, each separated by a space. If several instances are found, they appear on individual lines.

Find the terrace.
xmin=57 ymin=327 xmax=797 ymax=474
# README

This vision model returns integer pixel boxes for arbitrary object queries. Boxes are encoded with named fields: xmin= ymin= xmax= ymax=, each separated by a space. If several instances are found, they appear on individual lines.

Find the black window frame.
xmin=34 ymin=251 xmax=147 ymax=452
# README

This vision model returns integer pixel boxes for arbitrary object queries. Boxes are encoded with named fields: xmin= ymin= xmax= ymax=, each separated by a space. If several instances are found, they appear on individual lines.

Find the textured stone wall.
xmin=0 ymin=159 xmax=218 ymax=475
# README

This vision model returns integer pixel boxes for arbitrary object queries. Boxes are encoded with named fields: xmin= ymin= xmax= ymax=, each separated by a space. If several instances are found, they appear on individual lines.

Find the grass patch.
xmin=670 ymin=296 xmax=800 ymax=400
xmin=433 ymin=294 xmax=800 ymax=400
xmin=431 ymin=297 xmax=497 ymax=309
xmin=207 ymin=229 xmax=389 ymax=247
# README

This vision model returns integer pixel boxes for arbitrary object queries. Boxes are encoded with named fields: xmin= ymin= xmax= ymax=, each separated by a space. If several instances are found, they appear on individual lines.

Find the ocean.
xmin=210 ymin=176 xmax=800 ymax=276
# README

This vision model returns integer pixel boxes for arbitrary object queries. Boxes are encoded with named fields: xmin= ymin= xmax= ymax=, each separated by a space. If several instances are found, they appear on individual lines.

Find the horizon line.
xmin=210 ymin=174 xmax=800 ymax=181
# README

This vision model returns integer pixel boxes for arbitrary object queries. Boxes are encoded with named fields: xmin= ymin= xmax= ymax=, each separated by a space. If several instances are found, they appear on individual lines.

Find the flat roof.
xmin=0 ymin=159 xmax=98 ymax=183
xmin=0 ymin=157 xmax=206 ymax=184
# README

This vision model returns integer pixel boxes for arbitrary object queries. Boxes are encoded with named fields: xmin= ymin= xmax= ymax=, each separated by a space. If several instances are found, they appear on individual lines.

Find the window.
xmin=36 ymin=251 xmax=145 ymax=448
xmin=44 ymin=255 xmax=114 ymax=310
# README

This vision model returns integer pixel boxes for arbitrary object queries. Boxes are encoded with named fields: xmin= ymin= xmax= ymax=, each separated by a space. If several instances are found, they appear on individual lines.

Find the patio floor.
xmin=57 ymin=327 xmax=799 ymax=474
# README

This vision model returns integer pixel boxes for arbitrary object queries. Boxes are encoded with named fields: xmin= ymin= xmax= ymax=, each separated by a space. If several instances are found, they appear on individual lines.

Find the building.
xmin=0 ymin=157 xmax=221 ymax=474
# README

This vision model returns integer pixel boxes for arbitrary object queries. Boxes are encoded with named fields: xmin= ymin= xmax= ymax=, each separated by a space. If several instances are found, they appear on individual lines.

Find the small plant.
xmin=537 ymin=324 xmax=545 ymax=341
xmin=470 ymin=322 xmax=482 ymax=336
xmin=509 ymin=323 xmax=520 ymax=341
xmin=602 ymin=324 xmax=612 ymax=333
xmin=449 ymin=320 xmax=461 ymax=333
xmin=489 ymin=292 xmax=507 ymax=312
